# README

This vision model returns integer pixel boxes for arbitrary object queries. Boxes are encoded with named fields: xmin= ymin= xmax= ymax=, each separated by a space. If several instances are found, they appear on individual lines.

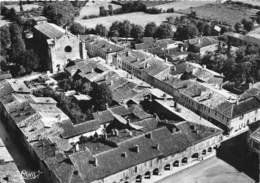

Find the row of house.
xmin=0 ymin=67 xmax=223 ymax=183
xmin=102 ymin=46 xmax=260 ymax=135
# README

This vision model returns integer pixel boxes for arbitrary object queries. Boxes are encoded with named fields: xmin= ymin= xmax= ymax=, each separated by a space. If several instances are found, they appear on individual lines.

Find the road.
xmin=157 ymin=156 xmax=254 ymax=183
xmin=0 ymin=119 xmax=43 ymax=183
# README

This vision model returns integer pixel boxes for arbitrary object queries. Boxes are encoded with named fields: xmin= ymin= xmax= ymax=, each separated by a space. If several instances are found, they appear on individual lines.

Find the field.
xmin=153 ymin=1 xmax=214 ymax=11
xmin=180 ymin=3 xmax=258 ymax=26
xmin=77 ymin=1 xmax=121 ymax=18
xmin=5 ymin=4 xmax=40 ymax=12
xmin=0 ymin=15 xmax=10 ymax=27
xmin=75 ymin=12 xmax=182 ymax=28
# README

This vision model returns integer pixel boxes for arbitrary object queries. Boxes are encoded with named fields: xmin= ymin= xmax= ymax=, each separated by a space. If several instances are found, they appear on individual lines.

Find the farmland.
xmin=5 ymin=4 xmax=40 ymax=12
xmin=77 ymin=1 xmax=121 ymax=18
xmin=180 ymin=2 xmax=258 ymax=26
xmin=153 ymin=1 xmax=214 ymax=11
xmin=75 ymin=12 xmax=182 ymax=29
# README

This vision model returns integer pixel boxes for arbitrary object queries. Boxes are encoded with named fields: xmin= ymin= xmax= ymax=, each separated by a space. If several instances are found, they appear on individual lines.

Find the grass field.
xmin=76 ymin=12 xmax=181 ymax=28
xmin=180 ymin=3 xmax=258 ymax=26
xmin=5 ymin=4 xmax=40 ymax=12
xmin=153 ymin=1 xmax=214 ymax=11
xmin=78 ymin=1 xmax=121 ymax=18
xmin=0 ymin=15 xmax=10 ymax=27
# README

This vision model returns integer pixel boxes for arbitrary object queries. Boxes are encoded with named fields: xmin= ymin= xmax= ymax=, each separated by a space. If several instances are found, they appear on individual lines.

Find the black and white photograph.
xmin=0 ymin=0 xmax=260 ymax=183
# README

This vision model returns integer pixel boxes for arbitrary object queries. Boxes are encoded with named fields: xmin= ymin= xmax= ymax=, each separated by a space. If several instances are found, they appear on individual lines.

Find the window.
xmin=64 ymin=46 xmax=72 ymax=52
xmin=239 ymin=114 xmax=244 ymax=120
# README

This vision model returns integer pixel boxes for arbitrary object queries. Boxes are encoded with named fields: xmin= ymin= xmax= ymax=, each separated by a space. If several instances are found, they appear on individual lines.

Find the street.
xmin=157 ymin=156 xmax=254 ymax=183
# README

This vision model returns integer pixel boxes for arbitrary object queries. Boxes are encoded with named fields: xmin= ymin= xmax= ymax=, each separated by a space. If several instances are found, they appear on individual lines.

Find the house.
xmin=113 ymin=49 xmax=260 ymax=135
xmin=135 ymin=37 xmax=186 ymax=58
xmin=186 ymin=36 xmax=219 ymax=55
xmin=224 ymin=31 xmax=260 ymax=47
xmin=81 ymin=34 xmax=124 ymax=64
xmin=33 ymin=22 xmax=87 ymax=73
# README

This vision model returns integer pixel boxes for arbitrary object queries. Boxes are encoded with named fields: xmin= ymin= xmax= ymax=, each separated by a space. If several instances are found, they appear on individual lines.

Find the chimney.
xmin=153 ymin=144 xmax=159 ymax=150
xmin=75 ymin=143 xmax=79 ymax=152
xmin=249 ymin=82 xmax=253 ymax=89
xmin=92 ymin=157 xmax=98 ymax=167
xmin=134 ymin=145 xmax=140 ymax=153
xmin=91 ymin=68 xmax=95 ymax=73
xmin=145 ymin=133 xmax=152 ymax=139
xmin=128 ymin=131 xmax=133 ymax=137
xmin=114 ymin=129 xmax=119 ymax=137
xmin=121 ymin=152 xmax=127 ymax=158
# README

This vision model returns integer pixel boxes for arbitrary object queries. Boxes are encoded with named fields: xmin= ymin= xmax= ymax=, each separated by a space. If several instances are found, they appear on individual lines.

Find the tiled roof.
xmin=250 ymin=127 xmax=260 ymax=143
xmin=188 ymin=36 xmax=218 ymax=48
xmin=61 ymin=119 xmax=100 ymax=139
xmin=34 ymin=23 xmax=65 ymax=39
xmin=232 ymin=97 xmax=260 ymax=118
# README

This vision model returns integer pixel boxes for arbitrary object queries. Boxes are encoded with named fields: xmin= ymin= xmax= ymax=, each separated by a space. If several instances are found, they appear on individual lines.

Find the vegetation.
xmin=95 ymin=24 xmax=108 ymax=37
xmin=70 ymin=22 xmax=86 ymax=35
xmin=200 ymin=43 xmax=260 ymax=90
xmin=144 ymin=22 xmax=157 ymax=37
xmin=42 ymin=0 xmax=76 ymax=26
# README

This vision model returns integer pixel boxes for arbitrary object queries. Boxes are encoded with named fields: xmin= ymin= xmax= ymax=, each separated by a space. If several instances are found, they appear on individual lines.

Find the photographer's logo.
xmin=21 ymin=170 xmax=42 ymax=180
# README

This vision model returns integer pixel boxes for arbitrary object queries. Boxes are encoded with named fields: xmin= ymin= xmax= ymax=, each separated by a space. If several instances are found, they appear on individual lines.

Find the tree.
xmin=234 ymin=22 xmax=243 ymax=32
xmin=70 ymin=22 xmax=85 ymax=35
xmin=155 ymin=23 xmax=173 ymax=39
xmin=99 ymin=6 xmax=107 ymax=16
xmin=90 ymin=83 xmax=113 ymax=111
xmin=108 ymin=4 xmax=113 ymax=15
xmin=109 ymin=21 xmax=120 ymax=37
xmin=95 ymin=24 xmax=108 ymax=37
xmin=12 ymin=50 xmax=40 ymax=73
xmin=130 ymin=24 xmax=144 ymax=40
xmin=241 ymin=19 xmax=253 ymax=32
xmin=43 ymin=0 xmax=76 ymax=26
xmin=175 ymin=23 xmax=199 ymax=40
xmin=0 ymin=25 xmax=11 ymax=56
xmin=0 ymin=6 xmax=9 ymax=16
xmin=7 ymin=8 xmax=17 ymax=20
xmin=119 ymin=20 xmax=132 ymax=37
xmin=9 ymin=23 xmax=26 ymax=60
xmin=144 ymin=22 xmax=157 ymax=37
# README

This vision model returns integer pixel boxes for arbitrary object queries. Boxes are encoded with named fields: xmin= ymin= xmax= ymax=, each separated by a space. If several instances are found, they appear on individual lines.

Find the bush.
xmin=145 ymin=7 xmax=162 ymax=14
xmin=166 ymin=8 xmax=174 ymax=13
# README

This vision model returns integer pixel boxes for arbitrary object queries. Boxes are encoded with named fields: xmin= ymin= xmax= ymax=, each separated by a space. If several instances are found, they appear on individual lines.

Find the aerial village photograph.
xmin=0 ymin=0 xmax=260 ymax=183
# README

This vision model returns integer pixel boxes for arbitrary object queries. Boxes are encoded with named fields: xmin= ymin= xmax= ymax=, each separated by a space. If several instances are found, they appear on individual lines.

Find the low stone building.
xmin=81 ymin=35 xmax=124 ymax=64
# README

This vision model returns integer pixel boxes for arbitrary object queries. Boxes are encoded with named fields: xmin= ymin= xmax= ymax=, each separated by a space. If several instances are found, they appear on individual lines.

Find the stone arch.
xmin=136 ymin=175 xmax=142 ymax=183
xmin=144 ymin=171 xmax=151 ymax=179
xmin=164 ymin=164 xmax=171 ymax=170
xmin=182 ymin=157 xmax=188 ymax=164
xmin=202 ymin=149 xmax=207 ymax=155
xmin=191 ymin=152 xmax=199 ymax=159
xmin=173 ymin=160 xmax=179 ymax=167
xmin=153 ymin=168 xmax=159 ymax=175
xmin=208 ymin=147 xmax=212 ymax=152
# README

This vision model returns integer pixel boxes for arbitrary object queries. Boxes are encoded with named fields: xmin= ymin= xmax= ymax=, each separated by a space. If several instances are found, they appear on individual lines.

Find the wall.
xmin=50 ymin=34 xmax=82 ymax=73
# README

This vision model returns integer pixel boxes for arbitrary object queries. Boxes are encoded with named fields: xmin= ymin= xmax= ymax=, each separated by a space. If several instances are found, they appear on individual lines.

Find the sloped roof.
xmin=34 ymin=23 xmax=65 ymax=39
